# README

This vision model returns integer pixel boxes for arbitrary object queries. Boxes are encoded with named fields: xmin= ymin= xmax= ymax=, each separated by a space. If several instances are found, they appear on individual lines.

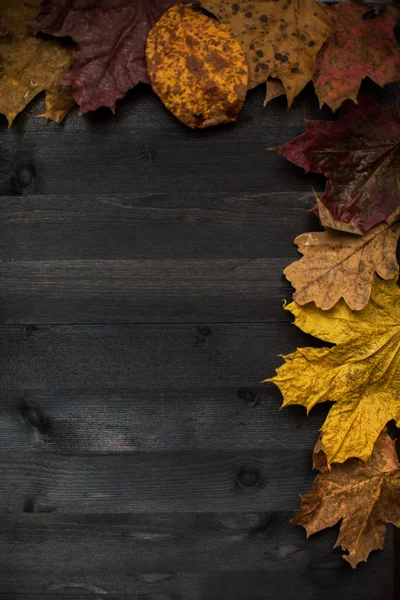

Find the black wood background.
xmin=0 ymin=69 xmax=398 ymax=598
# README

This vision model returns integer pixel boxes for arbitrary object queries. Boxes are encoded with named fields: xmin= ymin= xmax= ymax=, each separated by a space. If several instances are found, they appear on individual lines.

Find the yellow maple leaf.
xmin=0 ymin=0 xmax=72 ymax=126
xmin=293 ymin=431 xmax=400 ymax=568
xmin=266 ymin=276 xmax=400 ymax=466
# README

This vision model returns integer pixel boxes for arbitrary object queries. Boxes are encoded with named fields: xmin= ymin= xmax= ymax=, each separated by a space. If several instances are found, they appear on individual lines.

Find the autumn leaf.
xmin=277 ymin=97 xmax=400 ymax=233
xmin=201 ymin=0 xmax=333 ymax=108
xmin=38 ymin=84 xmax=75 ymax=124
xmin=0 ymin=16 xmax=9 ymax=36
xmin=285 ymin=221 xmax=400 ymax=311
xmin=264 ymin=78 xmax=286 ymax=106
xmin=146 ymin=5 xmax=248 ymax=128
xmin=32 ymin=0 xmax=185 ymax=114
xmin=0 ymin=0 xmax=71 ymax=126
xmin=293 ymin=432 xmax=400 ymax=568
xmin=266 ymin=276 xmax=400 ymax=466
xmin=313 ymin=0 xmax=400 ymax=112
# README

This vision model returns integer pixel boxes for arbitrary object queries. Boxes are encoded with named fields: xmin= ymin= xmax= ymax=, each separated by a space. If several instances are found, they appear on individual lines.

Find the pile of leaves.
xmin=1 ymin=0 xmax=400 ymax=571
xmin=0 ymin=0 xmax=399 ymax=128
xmin=267 ymin=97 xmax=400 ymax=566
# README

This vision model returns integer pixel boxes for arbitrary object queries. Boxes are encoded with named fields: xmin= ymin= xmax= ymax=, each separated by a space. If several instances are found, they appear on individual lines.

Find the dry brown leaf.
xmin=38 ymin=84 xmax=76 ymax=124
xmin=0 ymin=0 xmax=72 ymax=125
xmin=293 ymin=432 xmax=400 ymax=567
xmin=146 ymin=5 xmax=248 ymax=128
xmin=312 ymin=436 xmax=328 ymax=471
xmin=285 ymin=221 xmax=400 ymax=311
xmin=264 ymin=78 xmax=286 ymax=106
xmin=201 ymin=0 xmax=334 ymax=107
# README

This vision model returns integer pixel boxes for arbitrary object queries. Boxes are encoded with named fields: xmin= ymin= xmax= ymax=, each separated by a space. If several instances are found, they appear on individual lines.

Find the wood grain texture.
xmin=0 ymin=513 xmax=393 ymax=599
xmin=0 ymin=65 xmax=398 ymax=599
xmin=0 ymin=388 xmax=327 ymax=454
xmin=0 ymin=449 xmax=313 ymax=513
xmin=0 ymin=323 xmax=323 ymax=389
xmin=0 ymin=192 xmax=319 ymax=324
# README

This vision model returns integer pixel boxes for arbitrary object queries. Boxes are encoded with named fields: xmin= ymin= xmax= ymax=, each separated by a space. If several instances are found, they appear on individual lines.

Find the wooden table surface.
xmin=0 ymin=78 xmax=397 ymax=599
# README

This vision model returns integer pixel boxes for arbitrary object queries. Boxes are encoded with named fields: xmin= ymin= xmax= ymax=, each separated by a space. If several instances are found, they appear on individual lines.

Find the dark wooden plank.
xmin=0 ymin=513 xmax=393 ymax=599
xmin=1 ymin=193 xmax=398 ymax=323
xmin=0 ymin=82 xmax=398 ymax=198
xmin=0 ymin=569 xmax=393 ymax=600
xmin=0 ymin=192 xmax=316 ymax=261
xmin=0 ymin=193 xmax=319 ymax=324
xmin=0 ymin=323 xmax=323 ymax=389
xmin=0 ymin=388 xmax=327 ymax=454
xmin=0 ymin=257 xmax=296 ymax=324
xmin=0 ymin=448 xmax=314 ymax=512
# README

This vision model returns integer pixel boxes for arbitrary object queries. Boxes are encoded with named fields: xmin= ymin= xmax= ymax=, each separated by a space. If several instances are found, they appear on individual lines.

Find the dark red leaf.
xmin=277 ymin=97 xmax=400 ymax=233
xmin=32 ymin=0 xmax=183 ymax=114
xmin=313 ymin=0 xmax=400 ymax=112
xmin=0 ymin=17 xmax=9 ymax=36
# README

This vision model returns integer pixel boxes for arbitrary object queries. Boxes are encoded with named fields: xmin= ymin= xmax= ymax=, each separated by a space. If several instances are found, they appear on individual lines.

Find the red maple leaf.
xmin=313 ymin=0 xmax=400 ymax=112
xmin=32 ymin=0 xmax=183 ymax=114
xmin=276 ymin=97 xmax=400 ymax=233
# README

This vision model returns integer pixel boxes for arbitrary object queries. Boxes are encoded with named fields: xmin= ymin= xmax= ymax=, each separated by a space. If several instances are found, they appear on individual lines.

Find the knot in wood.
xmin=20 ymin=402 xmax=44 ymax=428
xmin=236 ymin=388 xmax=256 ymax=403
xmin=237 ymin=465 xmax=261 ymax=488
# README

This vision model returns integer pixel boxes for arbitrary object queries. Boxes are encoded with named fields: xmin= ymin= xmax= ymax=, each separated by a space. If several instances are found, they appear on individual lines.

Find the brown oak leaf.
xmin=32 ymin=0 xmax=185 ymax=114
xmin=285 ymin=221 xmax=400 ymax=311
xmin=293 ymin=432 xmax=400 ymax=568
xmin=277 ymin=97 xmax=400 ymax=233
xmin=201 ymin=0 xmax=333 ymax=107
xmin=146 ymin=5 xmax=248 ymax=128
xmin=0 ymin=0 xmax=71 ymax=126
xmin=314 ymin=0 xmax=400 ymax=112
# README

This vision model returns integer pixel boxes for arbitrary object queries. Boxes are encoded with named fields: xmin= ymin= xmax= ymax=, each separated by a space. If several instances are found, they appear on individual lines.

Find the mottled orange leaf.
xmin=314 ymin=0 xmax=400 ymax=112
xmin=293 ymin=432 xmax=400 ymax=568
xmin=0 ymin=0 xmax=72 ymax=126
xmin=146 ymin=5 xmax=248 ymax=128
xmin=201 ymin=0 xmax=333 ymax=107
xmin=285 ymin=221 xmax=400 ymax=311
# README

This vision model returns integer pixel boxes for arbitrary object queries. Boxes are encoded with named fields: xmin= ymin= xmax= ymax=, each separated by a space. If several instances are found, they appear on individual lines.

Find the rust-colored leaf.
xmin=277 ymin=97 xmax=400 ymax=233
xmin=285 ymin=221 xmax=400 ymax=311
xmin=293 ymin=432 xmax=400 ymax=568
xmin=201 ymin=0 xmax=333 ymax=107
xmin=0 ymin=0 xmax=72 ymax=126
xmin=314 ymin=0 xmax=400 ymax=112
xmin=146 ymin=5 xmax=248 ymax=129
